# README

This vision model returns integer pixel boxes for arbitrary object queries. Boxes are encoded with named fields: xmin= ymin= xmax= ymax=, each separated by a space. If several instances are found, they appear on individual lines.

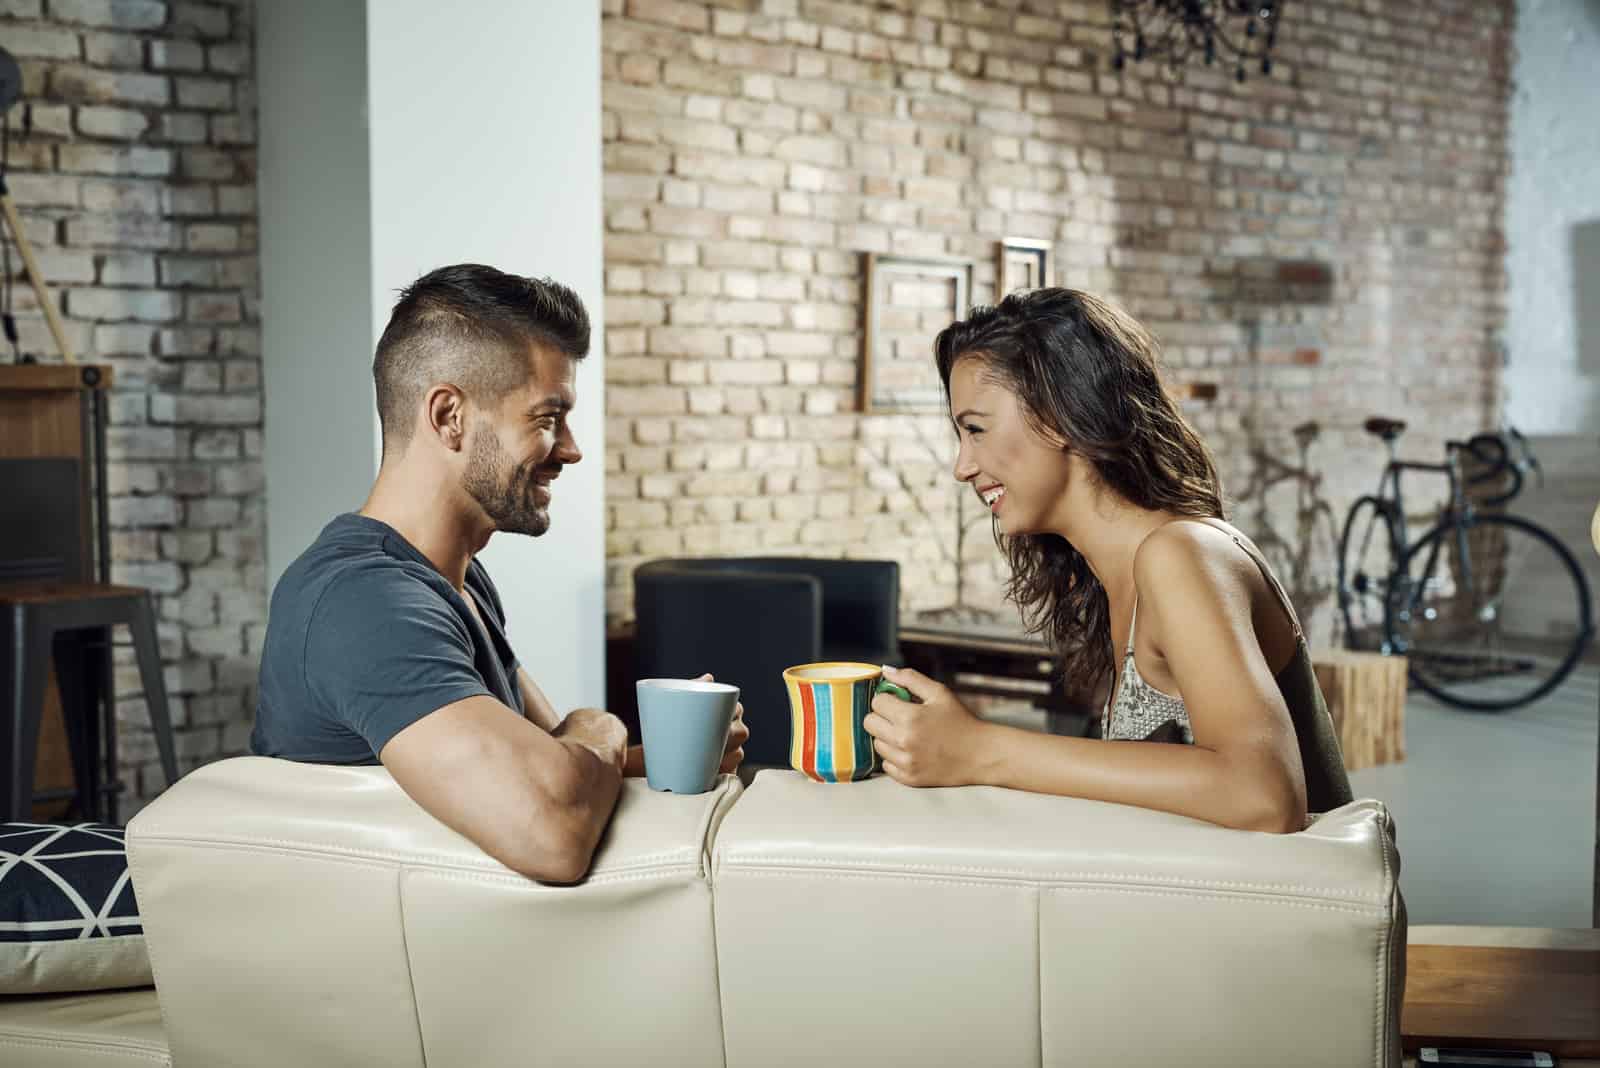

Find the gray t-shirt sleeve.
xmin=303 ymin=569 xmax=493 ymax=758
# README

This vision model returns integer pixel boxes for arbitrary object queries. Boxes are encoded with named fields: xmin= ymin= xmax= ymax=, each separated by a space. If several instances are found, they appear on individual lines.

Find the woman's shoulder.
xmin=1134 ymin=516 xmax=1251 ymax=577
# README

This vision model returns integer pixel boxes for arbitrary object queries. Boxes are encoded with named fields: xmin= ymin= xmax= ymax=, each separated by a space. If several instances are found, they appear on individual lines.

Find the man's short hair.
xmin=373 ymin=264 xmax=590 ymax=451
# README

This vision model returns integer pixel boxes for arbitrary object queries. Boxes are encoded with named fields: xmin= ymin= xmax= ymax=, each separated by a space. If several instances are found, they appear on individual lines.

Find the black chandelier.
xmin=1110 ymin=1 xmax=1283 ymax=83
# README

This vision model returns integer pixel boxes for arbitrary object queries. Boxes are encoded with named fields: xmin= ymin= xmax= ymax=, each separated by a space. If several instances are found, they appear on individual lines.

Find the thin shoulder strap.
xmin=1223 ymin=530 xmax=1305 ymax=641
xmin=1125 ymin=595 xmax=1140 ymax=656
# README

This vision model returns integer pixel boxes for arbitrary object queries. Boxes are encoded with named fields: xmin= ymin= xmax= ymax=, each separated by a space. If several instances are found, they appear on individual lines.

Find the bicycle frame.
xmin=1373 ymin=445 xmax=1478 ymax=620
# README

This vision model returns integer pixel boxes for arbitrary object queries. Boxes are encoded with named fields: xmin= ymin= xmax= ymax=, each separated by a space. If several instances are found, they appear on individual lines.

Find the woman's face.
xmin=947 ymin=355 xmax=1075 ymax=536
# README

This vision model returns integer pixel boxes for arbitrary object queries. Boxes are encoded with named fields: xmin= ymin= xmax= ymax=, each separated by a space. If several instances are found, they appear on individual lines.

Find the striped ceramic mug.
xmin=782 ymin=662 xmax=911 ymax=783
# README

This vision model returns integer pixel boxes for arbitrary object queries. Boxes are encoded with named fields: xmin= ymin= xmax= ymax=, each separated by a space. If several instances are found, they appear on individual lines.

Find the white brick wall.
xmin=4 ymin=0 xmax=262 ymax=815
xmin=601 ymin=0 xmax=1516 ymax=637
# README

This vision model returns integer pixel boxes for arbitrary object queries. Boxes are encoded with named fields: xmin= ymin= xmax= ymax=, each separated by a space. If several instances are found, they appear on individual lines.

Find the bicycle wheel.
xmin=1384 ymin=514 xmax=1594 ymax=711
xmin=1338 ymin=495 xmax=1399 ymax=652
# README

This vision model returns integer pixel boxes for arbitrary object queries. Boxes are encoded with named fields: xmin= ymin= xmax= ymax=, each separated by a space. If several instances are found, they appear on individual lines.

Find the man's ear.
xmin=424 ymin=384 xmax=468 ymax=452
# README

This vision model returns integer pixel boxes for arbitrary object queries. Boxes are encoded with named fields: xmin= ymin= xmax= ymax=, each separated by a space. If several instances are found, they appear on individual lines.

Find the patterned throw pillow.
xmin=0 ymin=822 xmax=152 ymax=994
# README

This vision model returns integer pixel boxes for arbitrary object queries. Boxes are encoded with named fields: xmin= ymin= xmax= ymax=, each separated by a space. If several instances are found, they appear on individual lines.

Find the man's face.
xmin=462 ymin=343 xmax=582 ymax=537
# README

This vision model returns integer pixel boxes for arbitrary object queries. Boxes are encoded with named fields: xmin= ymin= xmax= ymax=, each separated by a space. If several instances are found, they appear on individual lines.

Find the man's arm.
xmin=518 ymin=665 xmax=648 ymax=773
xmin=379 ymin=695 xmax=626 ymax=882
xmin=515 ymin=667 xmax=747 ymax=778
xmin=515 ymin=665 xmax=563 ymax=732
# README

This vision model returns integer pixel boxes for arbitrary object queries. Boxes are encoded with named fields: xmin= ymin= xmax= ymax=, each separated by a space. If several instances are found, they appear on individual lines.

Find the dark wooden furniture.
xmin=2 ymin=582 xmax=179 ymax=821
xmin=0 ymin=363 xmax=175 ymax=821
xmin=608 ymin=614 xmax=1095 ymax=743
xmin=1403 ymin=926 xmax=1600 ymax=1058
xmin=898 ymin=618 xmax=1094 ymax=735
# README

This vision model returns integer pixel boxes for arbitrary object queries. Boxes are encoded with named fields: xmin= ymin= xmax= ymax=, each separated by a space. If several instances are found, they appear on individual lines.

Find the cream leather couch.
xmin=0 ymin=756 xmax=1406 ymax=1066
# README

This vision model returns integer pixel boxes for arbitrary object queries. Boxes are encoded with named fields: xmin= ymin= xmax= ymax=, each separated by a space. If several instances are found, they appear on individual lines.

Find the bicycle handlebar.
xmin=1446 ymin=427 xmax=1539 ymax=506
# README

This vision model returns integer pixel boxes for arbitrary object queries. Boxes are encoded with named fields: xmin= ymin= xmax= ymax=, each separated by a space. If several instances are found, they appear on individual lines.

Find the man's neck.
xmin=360 ymin=462 xmax=490 ymax=590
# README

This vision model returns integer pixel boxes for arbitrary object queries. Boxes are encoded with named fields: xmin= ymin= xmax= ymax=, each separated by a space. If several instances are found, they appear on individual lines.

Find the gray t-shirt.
xmin=251 ymin=513 xmax=525 ymax=764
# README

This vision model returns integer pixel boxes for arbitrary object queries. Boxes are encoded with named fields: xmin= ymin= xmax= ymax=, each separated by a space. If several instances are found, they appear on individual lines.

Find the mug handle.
xmin=874 ymin=678 xmax=916 ymax=703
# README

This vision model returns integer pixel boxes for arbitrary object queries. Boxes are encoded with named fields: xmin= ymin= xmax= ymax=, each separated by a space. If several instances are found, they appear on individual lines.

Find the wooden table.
xmin=1403 ymin=926 xmax=1600 ymax=1059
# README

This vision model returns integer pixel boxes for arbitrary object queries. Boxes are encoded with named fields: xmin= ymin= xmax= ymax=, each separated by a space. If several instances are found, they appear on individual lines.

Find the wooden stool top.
xmin=0 ymin=581 xmax=151 ymax=605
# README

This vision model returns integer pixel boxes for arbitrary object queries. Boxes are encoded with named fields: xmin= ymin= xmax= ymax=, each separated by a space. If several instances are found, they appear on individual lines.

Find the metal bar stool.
xmin=1 ymin=581 xmax=180 ymax=822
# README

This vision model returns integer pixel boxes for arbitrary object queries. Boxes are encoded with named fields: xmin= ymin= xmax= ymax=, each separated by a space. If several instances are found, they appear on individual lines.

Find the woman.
xmin=864 ymin=288 xmax=1352 ymax=832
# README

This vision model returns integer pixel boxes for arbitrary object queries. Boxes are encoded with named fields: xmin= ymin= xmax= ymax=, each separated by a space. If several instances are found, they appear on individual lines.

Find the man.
xmin=252 ymin=264 xmax=746 ymax=882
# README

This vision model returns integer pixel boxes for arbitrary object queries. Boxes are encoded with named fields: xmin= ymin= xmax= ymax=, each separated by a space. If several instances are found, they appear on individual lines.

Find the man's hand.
xmin=629 ymin=674 xmax=749 ymax=779
xmin=554 ymin=707 xmax=629 ymax=775
xmin=692 ymin=673 xmax=750 ymax=775
xmin=863 ymin=666 xmax=989 ymax=787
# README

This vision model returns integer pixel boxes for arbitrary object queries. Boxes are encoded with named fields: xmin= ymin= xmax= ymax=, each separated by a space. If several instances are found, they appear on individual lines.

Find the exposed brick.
xmin=67 ymin=286 xmax=181 ymax=321
xmin=100 ymin=252 xmax=158 ymax=285
xmin=6 ymin=25 xmax=81 ymax=59
xmin=178 ymin=146 xmax=237 ymax=180
xmin=169 ymin=1 xmax=229 ymax=38
xmin=6 ymin=172 xmax=80 ymax=208
xmin=50 ymin=64 xmax=169 ymax=106
xmin=157 ymin=112 xmax=208 ymax=143
xmin=58 ymin=144 xmax=173 ymax=177
xmin=77 ymin=105 xmax=151 ymax=140
xmin=47 ymin=0 xmax=166 ymax=28
xmin=83 ymin=30 xmax=143 ymax=67
xmin=149 ymin=38 xmax=206 ymax=71
xmin=205 ymin=42 xmax=247 ymax=74
xmin=66 ymin=216 xmax=179 ymax=248
xmin=81 ymin=179 xmax=162 ymax=214
xmin=149 ymin=393 xmax=260 ymax=425
xmin=174 ymin=75 xmax=231 ymax=110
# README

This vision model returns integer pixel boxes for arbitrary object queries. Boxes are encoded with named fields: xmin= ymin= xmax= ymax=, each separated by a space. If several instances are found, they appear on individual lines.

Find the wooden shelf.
xmin=0 ymin=364 xmax=113 ymax=392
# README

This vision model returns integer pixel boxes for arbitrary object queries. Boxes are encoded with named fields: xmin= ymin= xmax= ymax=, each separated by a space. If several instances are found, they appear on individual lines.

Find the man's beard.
xmin=463 ymin=422 xmax=552 ymax=537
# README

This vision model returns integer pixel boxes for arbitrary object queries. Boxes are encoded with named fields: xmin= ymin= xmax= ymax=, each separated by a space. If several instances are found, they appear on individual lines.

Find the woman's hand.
xmin=863 ymin=666 xmax=988 ymax=787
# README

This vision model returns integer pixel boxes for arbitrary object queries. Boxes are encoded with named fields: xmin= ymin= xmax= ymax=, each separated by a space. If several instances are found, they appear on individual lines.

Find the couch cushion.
xmin=0 ymin=824 xmax=151 ymax=995
xmin=0 ymin=988 xmax=168 ymax=1066
xmin=128 ymin=756 xmax=741 ymax=1068
xmin=712 ymin=770 xmax=1405 ymax=1067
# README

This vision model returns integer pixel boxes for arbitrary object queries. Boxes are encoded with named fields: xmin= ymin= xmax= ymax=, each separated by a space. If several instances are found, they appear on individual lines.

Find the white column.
xmin=258 ymin=0 xmax=607 ymax=714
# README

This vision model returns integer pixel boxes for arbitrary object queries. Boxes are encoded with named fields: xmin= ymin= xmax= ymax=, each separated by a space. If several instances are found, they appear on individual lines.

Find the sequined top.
xmin=1102 ymin=596 xmax=1195 ymax=744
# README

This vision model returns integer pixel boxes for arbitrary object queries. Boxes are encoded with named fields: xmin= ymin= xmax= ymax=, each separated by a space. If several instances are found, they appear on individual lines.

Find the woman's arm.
xmin=867 ymin=524 xmax=1308 ymax=833
xmin=869 ymin=679 xmax=1303 ymax=832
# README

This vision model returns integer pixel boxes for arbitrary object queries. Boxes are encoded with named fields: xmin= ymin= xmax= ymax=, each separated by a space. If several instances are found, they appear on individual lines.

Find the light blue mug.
xmin=636 ymin=678 xmax=740 ymax=794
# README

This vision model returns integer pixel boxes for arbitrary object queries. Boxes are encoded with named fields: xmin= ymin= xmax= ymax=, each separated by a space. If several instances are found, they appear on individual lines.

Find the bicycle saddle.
xmin=1362 ymin=417 xmax=1406 ymax=441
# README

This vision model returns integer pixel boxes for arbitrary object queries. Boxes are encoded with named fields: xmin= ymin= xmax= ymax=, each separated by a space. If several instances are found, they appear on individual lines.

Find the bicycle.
xmin=1336 ymin=417 xmax=1595 ymax=711
xmin=1233 ymin=420 xmax=1343 ymax=635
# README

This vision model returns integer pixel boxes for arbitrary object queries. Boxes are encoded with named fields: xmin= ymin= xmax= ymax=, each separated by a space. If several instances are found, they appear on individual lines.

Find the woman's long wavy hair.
xmin=934 ymin=288 xmax=1226 ymax=695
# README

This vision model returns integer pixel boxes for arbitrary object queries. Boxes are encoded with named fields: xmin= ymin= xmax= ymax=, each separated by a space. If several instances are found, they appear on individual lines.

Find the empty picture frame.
xmin=861 ymin=252 xmax=973 ymax=414
xmin=996 ymin=236 xmax=1053 ymax=296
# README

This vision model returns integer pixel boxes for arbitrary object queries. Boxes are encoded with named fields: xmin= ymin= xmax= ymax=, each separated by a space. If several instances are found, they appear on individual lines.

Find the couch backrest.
xmin=714 ymin=771 xmax=1405 ymax=1068
xmin=127 ymin=757 xmax=740 ymax=1068
xmin=129 ymin=759 xmax=1403 ymax=1068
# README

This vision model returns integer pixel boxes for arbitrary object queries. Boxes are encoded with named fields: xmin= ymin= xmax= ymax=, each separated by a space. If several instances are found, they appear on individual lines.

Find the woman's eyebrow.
xmin=953 ymin=408 xmax=988 ymax=421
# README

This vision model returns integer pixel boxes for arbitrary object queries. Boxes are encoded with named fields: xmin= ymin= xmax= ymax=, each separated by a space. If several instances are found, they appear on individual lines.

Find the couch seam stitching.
xmin=132 ymin=837 xmax=697 ymax=883
xmin=714 ymin=860 xmax=1385 ymax=900
xmin=719 ymin=870 xmax=1386 ymax=914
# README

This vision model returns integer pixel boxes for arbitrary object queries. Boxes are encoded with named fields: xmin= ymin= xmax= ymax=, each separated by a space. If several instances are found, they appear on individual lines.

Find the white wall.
xmin=259 ymin=0 xmax=607 ymax=715
xmin=257 ymin=0 xmax=379 ymax=589
xmin=366 ymin=0 xmax=607 ymax=716
xmin=1505 ymin=0 xmax=1600 ymax=433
